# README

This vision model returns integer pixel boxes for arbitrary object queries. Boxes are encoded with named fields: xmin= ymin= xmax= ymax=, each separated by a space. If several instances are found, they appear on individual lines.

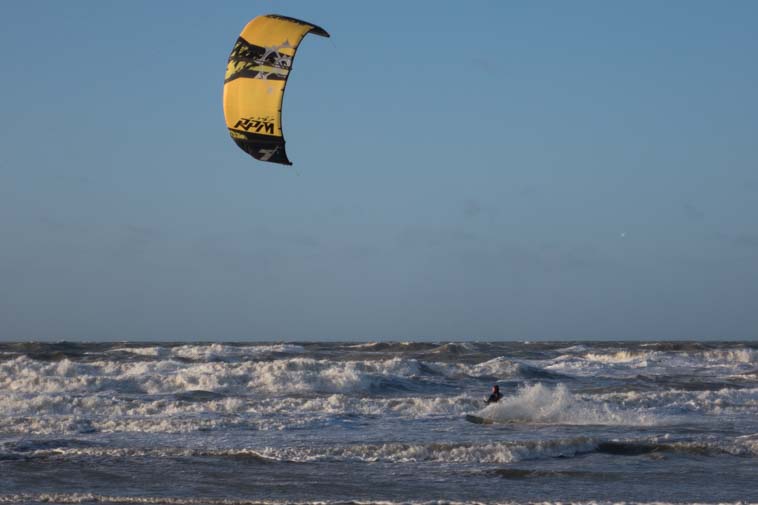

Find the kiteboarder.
xmin=486 ymin=384 xmax=503 ymax=404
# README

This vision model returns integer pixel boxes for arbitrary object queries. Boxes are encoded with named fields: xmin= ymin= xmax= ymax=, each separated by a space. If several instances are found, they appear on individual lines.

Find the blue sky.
xmin=1 ymin=1 xmax=756 ymax=341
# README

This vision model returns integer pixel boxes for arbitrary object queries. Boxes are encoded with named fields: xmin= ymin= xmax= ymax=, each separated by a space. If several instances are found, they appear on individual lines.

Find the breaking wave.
xmin=539 ymin=345 xmax=757 ymax=379
xmin=477 ymin=383 xmax=659 ymax=426
xmin=4 ymin=434 xmax=757 ymax=465
xmin=0 ymin=354 xmax=559 ymax=399
xmin=0 ymin=437 xmax=599 ymax=464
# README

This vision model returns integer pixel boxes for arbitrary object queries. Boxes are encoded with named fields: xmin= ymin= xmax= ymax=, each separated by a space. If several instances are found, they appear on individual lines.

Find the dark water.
xmin=1 ymin=341 xmax=757 ymax=504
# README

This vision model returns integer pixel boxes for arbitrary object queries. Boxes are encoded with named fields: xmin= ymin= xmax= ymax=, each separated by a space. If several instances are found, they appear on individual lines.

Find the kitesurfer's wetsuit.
xmin=486 ymin=388 xmax=503 ymax=404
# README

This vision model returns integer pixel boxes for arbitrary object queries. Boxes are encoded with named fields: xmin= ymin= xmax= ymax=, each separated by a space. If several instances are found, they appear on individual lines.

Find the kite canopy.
xmin=223 ymin=14 xmax=330 ymax=165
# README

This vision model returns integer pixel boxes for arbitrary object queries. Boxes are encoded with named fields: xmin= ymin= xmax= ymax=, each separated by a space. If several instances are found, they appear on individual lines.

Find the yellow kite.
xmin=223 ymin=14 xmax=330 ymax=165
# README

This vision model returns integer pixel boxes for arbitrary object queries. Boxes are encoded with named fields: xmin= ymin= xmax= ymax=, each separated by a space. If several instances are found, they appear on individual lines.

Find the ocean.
xmin=0 ymin=341 xmax=756 ymax=505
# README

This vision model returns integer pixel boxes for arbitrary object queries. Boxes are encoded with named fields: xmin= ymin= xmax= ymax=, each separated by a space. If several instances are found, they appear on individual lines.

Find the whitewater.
xmin=0 ymin=341 xmax=756 ymax=504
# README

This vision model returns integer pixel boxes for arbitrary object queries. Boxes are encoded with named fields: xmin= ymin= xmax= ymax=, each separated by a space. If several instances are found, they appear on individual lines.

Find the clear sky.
xmin=1 ymin=1 xmax=756 ymax=341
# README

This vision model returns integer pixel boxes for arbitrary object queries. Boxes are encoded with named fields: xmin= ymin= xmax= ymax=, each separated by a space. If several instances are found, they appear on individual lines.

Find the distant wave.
xmin=0 ymin=342 xmax=306 ymax=363
xmin=108 ymin=344 xmax=306 ymax=362
xmin=537 ymin=345 xmax=757 ymax=379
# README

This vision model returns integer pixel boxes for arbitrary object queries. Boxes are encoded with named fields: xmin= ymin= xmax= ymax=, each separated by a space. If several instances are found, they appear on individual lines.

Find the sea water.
xmin=0 ymin=341 xmax=756 ymax=504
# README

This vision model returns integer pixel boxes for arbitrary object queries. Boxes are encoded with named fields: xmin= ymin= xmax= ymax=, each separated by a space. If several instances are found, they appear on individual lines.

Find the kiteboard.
xmin=465 ymin=414 xmax=495 ymax=425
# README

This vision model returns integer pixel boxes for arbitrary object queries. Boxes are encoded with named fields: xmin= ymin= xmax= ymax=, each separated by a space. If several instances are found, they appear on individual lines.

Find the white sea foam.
xmin=12 ymin=437 xmax=598 ymax=464
xmin=0 ymin=351 xmax=474 ymax=435
xmin=0 ymin=355 xmax=426 ymax=397
xmin=0 ymin=386 xmax=481 ymax=435
xmin=108 ymin=344 xmax=305 ymax=361
xmin=583 ymin=351 xmax=645 ymax=364
xmin=479 ymin=383 xmax=659 ymax=426
xmin=3 ymin=384 xmax=752 ymax=435
xmin=0 ymin=353 xmax=548 ymax=401
xmin=591 ymin=387 xmax=758 ymax=417
xmin=220 ymin=437 xmax=599 ymax=463
xmin=109 ymin=347 xmax=169 ymax=358
xmin=538 ymin=346 xmax=757 ymax=379
xmin=701 ymin=348 xmax=756 ymax=364
xmin=463 ymin=357 xmax=532 ymax=377
xmin=173 ymin=343 xmax=305 ymax=361
xmin=15 ymin=347 xmax=727 ymax=405
xmin=1 ymin=350 xmax=755 ymax=435
xmin=7 ymin=431 xmax=758 ymax=464
xmin=426 ymin=357 xmax=549 ymax=381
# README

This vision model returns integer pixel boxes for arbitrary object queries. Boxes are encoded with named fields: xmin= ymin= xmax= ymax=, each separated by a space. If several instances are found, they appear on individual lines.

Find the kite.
xmin=223 ymin=14 xmax=330 ymax=165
